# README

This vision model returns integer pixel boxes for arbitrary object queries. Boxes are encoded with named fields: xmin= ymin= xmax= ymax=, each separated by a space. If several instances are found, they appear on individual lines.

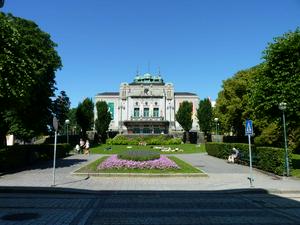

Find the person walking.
xmin=79 ymin=138 xmax=85 ymax=154
xmin=84 ymin=140 xmax=90 ymax=155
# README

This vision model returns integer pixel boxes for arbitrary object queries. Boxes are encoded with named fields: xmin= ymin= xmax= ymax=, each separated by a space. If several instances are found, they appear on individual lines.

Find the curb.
xmin=0 ymin=186 xmax=290 ymax=195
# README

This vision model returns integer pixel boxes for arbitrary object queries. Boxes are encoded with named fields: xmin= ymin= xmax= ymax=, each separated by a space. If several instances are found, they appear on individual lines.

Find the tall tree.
xmin=95 ymin=101 xmax=112 ymax=143
xmin=76 ymin=98 xmax=94 ymax=138
xmin=52 ymin=91 xmax=71 ymax=132
xmin=250 ymin=28 xmax=300 ymax=150
xmin=67 ymin=108 xmax=79 ymax=135
xmin=0 ymin=13 xmax=62 ymax=146
xmin=176 ymin=101 xmax=193 ymax=143
xmin=214 ymin=66 xmax=260 ymax=136
xmin=197 ymin=98 xmax=212 ymax=135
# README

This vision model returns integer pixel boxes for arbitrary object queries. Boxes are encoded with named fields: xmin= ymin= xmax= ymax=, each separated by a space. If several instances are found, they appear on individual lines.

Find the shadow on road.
xmin=0 ymin=187 xmax=300 ymax=224
xmin=0 ymin=158 xmax=88 ymax=176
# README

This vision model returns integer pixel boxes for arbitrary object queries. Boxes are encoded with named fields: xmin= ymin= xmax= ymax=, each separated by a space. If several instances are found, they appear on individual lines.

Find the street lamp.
xmin=214 ymin=118 xmax=219 ymax=135
xmin=279 ymin=102 xmax=289 ymax=176
xmin=65 ymin=119 xmax=70 ymax=144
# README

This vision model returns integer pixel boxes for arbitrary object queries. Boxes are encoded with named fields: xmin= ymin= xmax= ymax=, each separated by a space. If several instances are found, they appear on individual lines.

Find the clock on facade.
xmin=144 ymin=88 xmax=149 ymax=95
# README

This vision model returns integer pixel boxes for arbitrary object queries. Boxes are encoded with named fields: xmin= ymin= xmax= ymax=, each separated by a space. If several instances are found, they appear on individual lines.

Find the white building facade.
xmin=95 ymin=73 xmax=199 ymax=134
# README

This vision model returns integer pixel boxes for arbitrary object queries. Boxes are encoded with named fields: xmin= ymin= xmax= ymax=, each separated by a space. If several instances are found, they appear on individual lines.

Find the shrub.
xmin=107 ymin=135 xmax=182 ymax=145
xmin=0 ymin=144 xmax=72 ymax=172
xmin=117 ymin=150 xmax=160 ymax=161
xmin=205 ymin=142 xmax=291 ymax=175
xmin=164 ymin=138 xmax=182 ymax=145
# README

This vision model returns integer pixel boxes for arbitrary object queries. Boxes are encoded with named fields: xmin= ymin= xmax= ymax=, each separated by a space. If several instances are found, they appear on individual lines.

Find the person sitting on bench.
xmin=228 ymin=147 xmax=239 ymax=163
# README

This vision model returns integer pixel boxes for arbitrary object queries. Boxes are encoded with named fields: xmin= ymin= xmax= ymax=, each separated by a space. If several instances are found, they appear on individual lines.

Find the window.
xmin=143 ymin=128 xmax=151 ymax=133
xmin=153 ymin=108 xmax=159 ymax=117
xmin=134 ymin=108 xmax=140 ymax=117
xmin=143 ymin=108 xmax=149 ymax=117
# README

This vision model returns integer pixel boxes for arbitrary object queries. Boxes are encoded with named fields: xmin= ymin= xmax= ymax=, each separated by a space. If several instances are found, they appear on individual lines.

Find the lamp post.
xmin=214 ymin=118 xmax=219 ymax=135
xmin=279 ymin=102 xmax=289 ymax=176
xmin=65 ymin=119 xmax=70 ymax=144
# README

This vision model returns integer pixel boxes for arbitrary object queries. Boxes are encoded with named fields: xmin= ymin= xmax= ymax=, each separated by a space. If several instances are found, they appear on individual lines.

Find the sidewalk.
xmin=0 ymin=153 xmax=299 ymax=193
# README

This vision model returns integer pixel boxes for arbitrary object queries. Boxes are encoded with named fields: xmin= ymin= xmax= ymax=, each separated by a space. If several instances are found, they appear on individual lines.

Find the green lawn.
xmin=291 ymin=153 xmax=300 ymax=178
xmin=90 ymin=143 xmax=206 ymax=154
xmin=74 ymin=156 xmax=202 ymax=174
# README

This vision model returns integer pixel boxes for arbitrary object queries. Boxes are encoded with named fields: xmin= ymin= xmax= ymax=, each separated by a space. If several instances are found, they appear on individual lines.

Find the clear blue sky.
xmin=2 ymin=0 xmax=300 ymax=107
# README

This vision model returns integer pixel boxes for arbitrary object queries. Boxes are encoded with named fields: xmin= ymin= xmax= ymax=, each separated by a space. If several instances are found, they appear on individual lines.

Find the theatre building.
xmin=95 ymin=73 xmax=199 ymax=134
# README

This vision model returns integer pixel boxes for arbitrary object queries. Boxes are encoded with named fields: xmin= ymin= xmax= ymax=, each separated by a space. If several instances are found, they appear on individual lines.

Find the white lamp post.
xmin=279 ymin=102 xmax=289 ymax=176
xmin=65 ymin=119 xmax=70 ymax=144
xmin=214 ymin=118 xmax=219 ymax=135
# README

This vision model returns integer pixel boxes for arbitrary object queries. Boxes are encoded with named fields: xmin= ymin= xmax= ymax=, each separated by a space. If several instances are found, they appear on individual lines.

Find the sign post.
xmin=52 ymin=116 xmax=58 ymax=187
xmin=245 ymin=119 xmax=254 ymax=187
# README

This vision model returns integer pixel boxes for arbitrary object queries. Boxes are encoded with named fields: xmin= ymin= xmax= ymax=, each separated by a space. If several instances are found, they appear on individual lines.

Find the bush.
xmin=107 ymin=135 xmax=182 ymax=145
xmin=118 ymin=150 xmax=160 ymax=161
xmin=205 ymin=142 xmax=292 ymax=175
xmin=0 ymin=144 xmax=72 ymax=172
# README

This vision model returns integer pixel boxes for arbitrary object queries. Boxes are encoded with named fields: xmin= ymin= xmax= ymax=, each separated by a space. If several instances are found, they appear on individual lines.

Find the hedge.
xmin=106 ymin=135 xmax=182 ymax=145
xmin=205 ymin=142 xmax=292 ymax=175
xmin=0 ymin=144 xmax=72 ymax=172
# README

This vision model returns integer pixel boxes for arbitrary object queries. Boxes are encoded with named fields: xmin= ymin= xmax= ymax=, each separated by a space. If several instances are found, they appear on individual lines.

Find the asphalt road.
xmin=0 ymin=190 xmax=300 ymax=225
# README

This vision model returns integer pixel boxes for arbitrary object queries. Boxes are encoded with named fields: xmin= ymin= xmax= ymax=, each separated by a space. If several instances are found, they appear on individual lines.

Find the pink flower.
xmin=98 ymin=155 xmax=180 ymax=170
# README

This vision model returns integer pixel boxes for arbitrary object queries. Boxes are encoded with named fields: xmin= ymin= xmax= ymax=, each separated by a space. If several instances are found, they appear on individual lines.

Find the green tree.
xmin=52 ymin=91 xmax=71 ymax=132
xmin=0 ymin=13 xmax=62 ymax=146
xmin=214 ymin=66 xmax=260 ymax=136
xmin=76 ymin=98 xmax=94 ymax=138
xmin=67 ymin=108 xmax=80 ymax=135
xmin=95 ymin=101 xmax=112 ymax=143
xmin=197 ymin=98 xmax=212 ymax=135
xmin=250 ymin=28 xmax=300 ymax=151
xmin=175 ymin=101 xmax=193 ymax=143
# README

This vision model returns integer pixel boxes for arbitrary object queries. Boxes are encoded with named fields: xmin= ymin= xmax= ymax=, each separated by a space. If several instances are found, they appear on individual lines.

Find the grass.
xmin=74 ymin=155 xmax=202 ymax=174
xmin=291 ymin=153 xmax=300 ymax=178
xmin=90 ymin=143 xmax=206 ymax=154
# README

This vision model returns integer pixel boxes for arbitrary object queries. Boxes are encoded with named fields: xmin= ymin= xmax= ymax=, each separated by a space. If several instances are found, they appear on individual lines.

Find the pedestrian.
xmin=79 ymin=138 xmax=85 ymax=154
xmin=75 ymin=144 xmax=80 ymax=154
xmin=84 ymin=139 xmax=90 ymax=155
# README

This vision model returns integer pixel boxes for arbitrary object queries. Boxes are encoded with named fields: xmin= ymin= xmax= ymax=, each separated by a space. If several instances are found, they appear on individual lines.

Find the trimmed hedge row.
xmin=205 ymin=142 xmax=292 ymax=175
xmin=107 ymin=135 xmax=182 ymax=145
xmin=118 ymin=150 xmax=160 ymax=161
xmin=0 ymin=144 xmax=72 ymax=172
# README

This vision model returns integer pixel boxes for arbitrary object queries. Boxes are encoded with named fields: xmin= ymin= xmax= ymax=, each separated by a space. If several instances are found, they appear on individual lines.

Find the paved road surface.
xmin=0 ymin=153 xmax=299 ymax=192
xmin=0 ymin=190 xmax=300 ymax=225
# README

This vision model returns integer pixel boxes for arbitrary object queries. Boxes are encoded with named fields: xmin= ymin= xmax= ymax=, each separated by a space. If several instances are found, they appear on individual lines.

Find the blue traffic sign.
xmin=245 ymin=120 xmax=253 ymax=136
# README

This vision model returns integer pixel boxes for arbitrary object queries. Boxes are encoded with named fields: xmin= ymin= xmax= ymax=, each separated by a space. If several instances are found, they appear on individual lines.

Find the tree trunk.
xmin=0 ymin=132 xmax=7 ymax=149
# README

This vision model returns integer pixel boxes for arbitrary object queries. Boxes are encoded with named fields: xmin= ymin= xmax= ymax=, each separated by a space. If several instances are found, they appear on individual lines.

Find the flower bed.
xmin=98 ymin=155 xmax=180 ymax=170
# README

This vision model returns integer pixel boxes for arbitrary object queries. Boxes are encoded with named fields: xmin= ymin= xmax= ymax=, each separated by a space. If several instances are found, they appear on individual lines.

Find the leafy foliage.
xmin=106 ymin=135 xmax=182 ymax=145
xmin=206 ymin=142 xmax=292 ymax=175
xmin=0 ymin=13 xmax=62 ymax=145
xmin=75 ymin=98 xmax=94 ymax=137
xmin=250 ymin=28 xmax=300 ymax=151
xmin=95 ymin=101 xmax=112 ymax=143
xmin=196 ymin=98 xmax=212 ymax=135
xmin=214 ymin=67 xmax=260 ymax=136
xmin=0 ymin=144 xmax=71 ymax=171
xmin=52 ymin=91 xmax=71 ymax=131
xmin=175 ymin=101 xmax=193 ymax=143
xmin=117 ymin=150 xmax=160 ymax=161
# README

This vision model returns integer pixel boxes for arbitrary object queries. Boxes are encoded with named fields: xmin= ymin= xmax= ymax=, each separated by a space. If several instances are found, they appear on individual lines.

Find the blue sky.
xmin=2 ymin=0 xmax=300 ymax=107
